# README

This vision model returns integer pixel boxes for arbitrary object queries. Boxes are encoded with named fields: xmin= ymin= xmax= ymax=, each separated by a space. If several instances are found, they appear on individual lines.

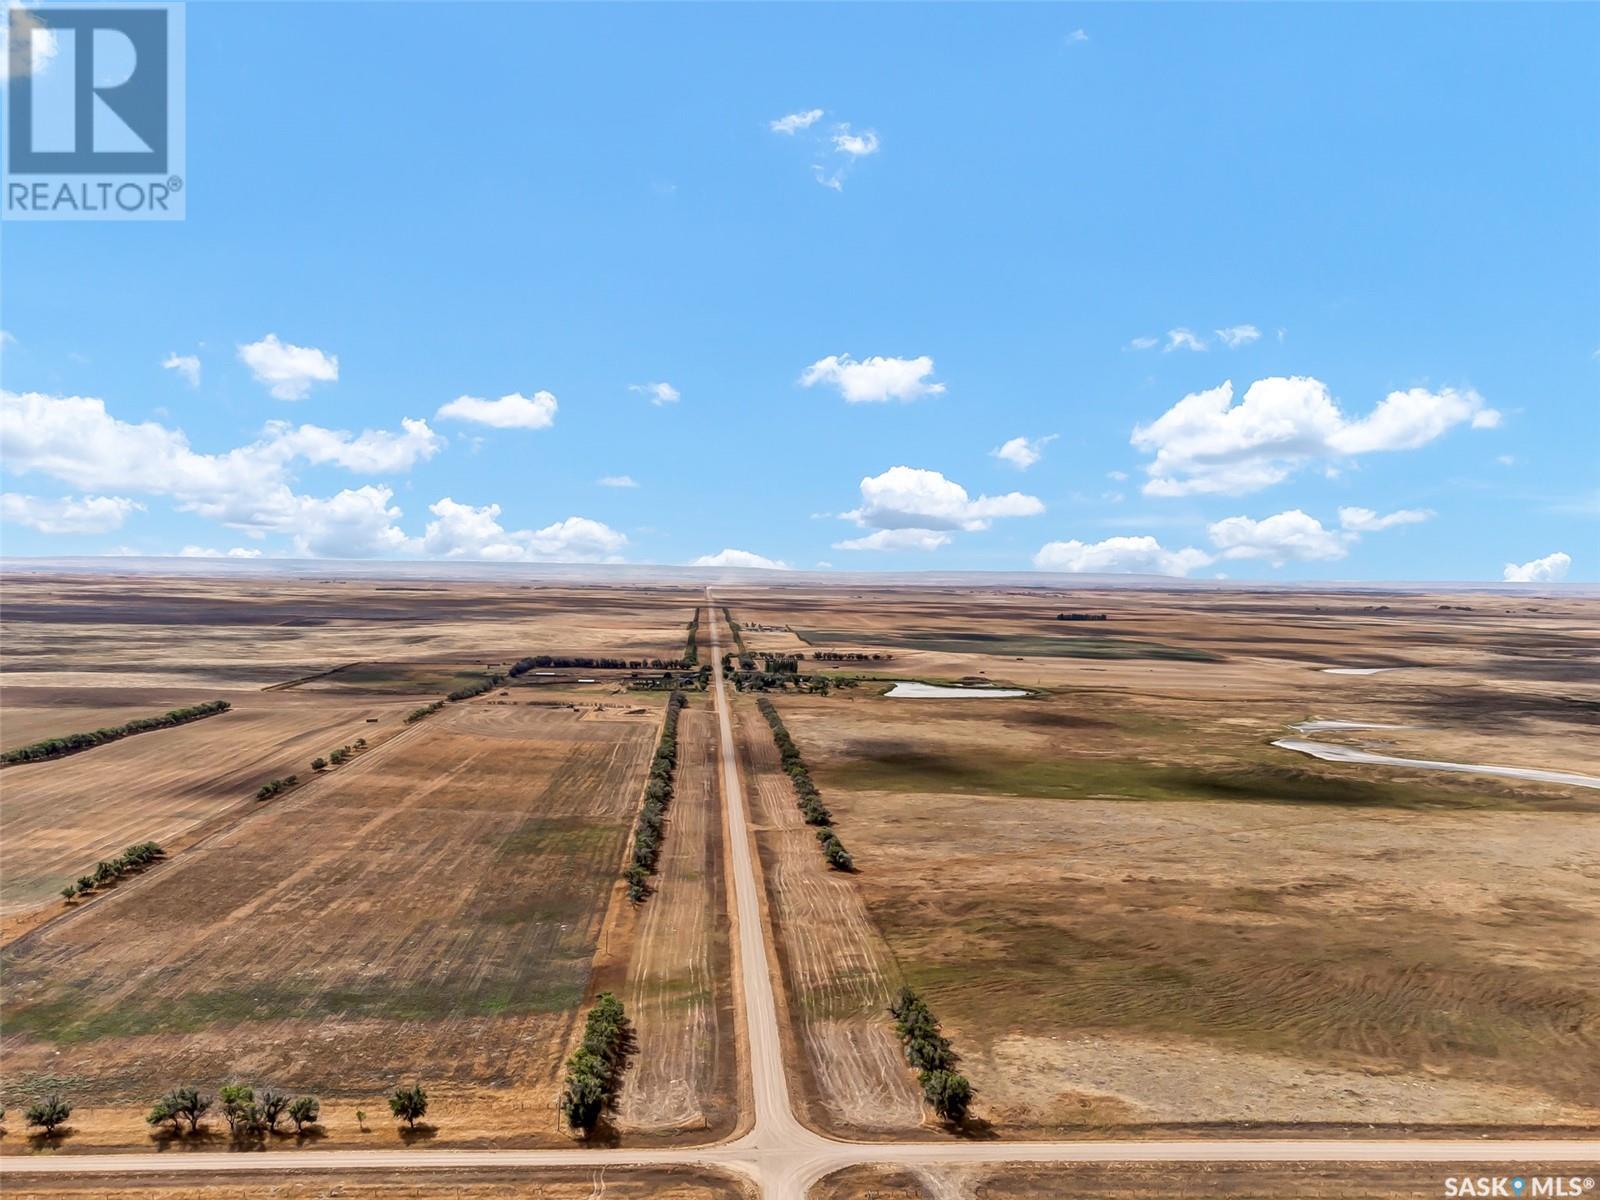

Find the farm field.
xmin=3 ymin=1166 xmax=753 ymax=1200
xmin=613 ymin=706 xmax=739 ymax=1137
xmin=718 ymin=583 xmax=1600 ymax=1136
xmin=733 ymin=701 xmax=923 ymax=1135
xmin=811 ymin=1161 xmax=1590 ymax=1200
xmin=0 ymin=688 xmax=421 ymax=918
xmin=0 ymin=697 xmax=660 ymax=1148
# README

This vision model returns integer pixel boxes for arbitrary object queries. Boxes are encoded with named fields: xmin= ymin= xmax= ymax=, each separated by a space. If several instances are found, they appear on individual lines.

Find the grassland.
xmin=795 ymin=628 xmax=1219 ymax=661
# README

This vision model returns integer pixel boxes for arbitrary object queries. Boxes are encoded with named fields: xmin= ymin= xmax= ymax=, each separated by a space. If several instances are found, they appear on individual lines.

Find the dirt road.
xmin=5 ymin=596 xmax=1596 ymax=1197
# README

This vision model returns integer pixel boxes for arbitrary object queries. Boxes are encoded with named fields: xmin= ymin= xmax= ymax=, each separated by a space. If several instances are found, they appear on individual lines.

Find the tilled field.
xmin=735 ymin=701 xmax=923 ymax=1134
xmin=0 ymin=688 xmax=420 ymax=916
xmin=615 ymin=706 xmax=737 ymax=1135
xmin=0 ymin=699 xmax=657 ymax=1145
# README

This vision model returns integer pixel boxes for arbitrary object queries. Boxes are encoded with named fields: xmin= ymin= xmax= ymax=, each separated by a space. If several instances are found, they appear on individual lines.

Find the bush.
xmin=446 ymin=674 xmax=503 ymax=702
xmin=3 ymin=700 xmax=230 ymax=765
xmin=311 ymin=757 xmax=327 ymax=771
xmin=148 ymin=1086 xmax=210 ymax=1134
xmin=919 ymin=1068 xmax=972 ymax=1124
xmin=757 ymin=699 xmax=853 ymax=870
xmin=287 ymin=1095 xmax=320 ymax=1132
xmin=889 ymin=988 xmax=973 ymax=1123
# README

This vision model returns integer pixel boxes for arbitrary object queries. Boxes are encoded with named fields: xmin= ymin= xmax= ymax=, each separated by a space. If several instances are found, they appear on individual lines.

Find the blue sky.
xmin=1 ymin=2 xmax=1595 ymax=581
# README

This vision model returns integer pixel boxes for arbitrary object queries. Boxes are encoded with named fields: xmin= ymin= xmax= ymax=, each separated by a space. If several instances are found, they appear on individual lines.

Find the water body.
xmin=1272 ymin=737 xmax=1600 ymax=790
xmin=1291 ymin=720 xmax=1406 ymax=733
xmin=884 ymin=682 xmax=1028 ymax=699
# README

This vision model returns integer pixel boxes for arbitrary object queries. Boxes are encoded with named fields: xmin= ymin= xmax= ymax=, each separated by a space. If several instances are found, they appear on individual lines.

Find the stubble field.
xmin=721 ymin=584 xmax=1600 ymax=1137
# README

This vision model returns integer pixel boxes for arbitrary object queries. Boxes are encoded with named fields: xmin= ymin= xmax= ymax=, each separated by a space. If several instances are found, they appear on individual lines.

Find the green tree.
xmin=146 ymin=1095 xmax=180 ymax=1133
xmin=26 ymin=1094 xmax=71 ymax=1135
xmin=311 ymin=756 xmax=327 ymax=771
xmin=258 ymin=1087 xmax=288 ymax=1132
xmin=158 ymin=1086 xmax=211 ymax=1133
xmin=388 ymin=1084 xmax=427 ymax=1129
xmin=287 ymin=1096 xmax=320 ymax=1132
xmin=919 ymin=1069 xmax=972 ymax=1125
xmin=219 ymin=1085 xmax=255 ymax=1134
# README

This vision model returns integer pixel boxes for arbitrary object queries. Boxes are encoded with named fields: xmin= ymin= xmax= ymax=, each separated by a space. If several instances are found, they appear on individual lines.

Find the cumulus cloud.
xmin=1066 ymin=28 xmax=1089 ymax=43
xmin=436 ymin=390 xmax=558 ymax=430
xmin=630 ymin=381 xmax=680 ymax=406
xmin=1127 ymin=335 xmax=1160 ymax=351
xmin=161 ymin=353 xmax=201 ymax=387
xmin=800 ymin=354 xmax=944 ymax=403
xmin=770 ymin=109 xmax=824 ymax=135
xmin=421 ymin=499 xmax=626 ymax=563
xmin=1503 ymin=551 xmax=1571 ymax=583
xmin=844 ymin=466 xmax=1043 ymax=533
xmin=1215 ymin=324 xmax=1261 ymax=349
xmin=1033 ymin=535 xmax=1212 ymax=576
xmin=261 ymin=417 xmax=444 ymax=473
xmin=991 ymin=434 xmax=1057 ymax=470
xmin=1207 ymin=509 xmax=1351 ymax=563
xmin=0 ymin=390 xmax=440 ymax=554
xmin=833 ymin=528 xmax=953 ymax=553
xmin=832 ymin=125 xmax=880 ymax=157
xmin=1132 ymin=377 xmax=1501 ymax=496
xmin=691 ymin=548 xmax=791 ymax=570
xmin=237 ymin=334 xmax=339 ymax=401
xmin=597 ymin=475 xmax=639 ymax=488
xmin=1164 ymin=328 xmax=1207 ymax=353
xmin=0 ymin=493 xmax=142 ymax=534
xmin=1337 ymin=505 xmax=1433 ymax=532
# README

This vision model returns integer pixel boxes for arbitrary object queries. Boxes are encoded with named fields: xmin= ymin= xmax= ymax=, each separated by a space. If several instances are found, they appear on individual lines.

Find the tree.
xmin=287 ymin=1096 xmax=320 ymax=1132
xmin=258 ymin=1087 xmax=289 ymax=1132
xmin=219 ymin=1084 xmax=255 ymax=1134
xmin=155 ymin=1086 xmax=211 ymax=1133
xmin=146 ymin=1095 xmax=181 ymax=1133
xmin=920 ymin=1069 xmax=972 ymax=1125
xmin=311 ymin=756 xmax=328 ymax=771
xmin=60 ymin=885 xmax=77 ymax=902
xmin=355 ymin=1109 xmax=367 ymax=1132
xmin=26 ymin=1094 xmax=71 ymax=1135
xmin=389 ymin=1083 xmax=427 ymax=1129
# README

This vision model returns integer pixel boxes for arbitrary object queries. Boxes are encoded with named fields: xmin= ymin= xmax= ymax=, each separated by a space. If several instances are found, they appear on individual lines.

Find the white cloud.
xmin=1207 ymin=509 xmax=1351 ymax=564
xmin=1503 ymin=551 xmax=1571 ymax=583
xmin=844 ymin=466 xmax=1044 ymax=533
xmin=834 ymin=528 xmax=953 ymax=553
xmin=0 ymin=391 xmax=440 ymax=553
xmin=1337 ymin=505 xmax=1433 ymax=532
xmin=691 ymin=548 xmax=791 ymax=570
xmin=161 ymin=353 xmax=201 ymax=387
xmin=1107 ymin=470 xmax=1128 ymax=481
xmin=630 ymin=381 xmax=680 ymax=406
xmin=1128 ymin=336 xmax=1159 ymax=351
xmin=1132 ymin=377 xmax=1502 ymax=496
xmin=237 ymin=334 xmax=339 ymax=401
xmin=770 ymin=109 xmax=824 ymax=135
xmin=261 ymin=417 xmax=444 ymax=473
xmin=1066 ymin=28 xmax=1089 ymax=43
xmin=421 ymin=499 xmax=626 ymax=563
xmin=597 ymin=474 xmax=639 ymax=488
xmin=800 ymin=354 xmax=944 ymax=403
xmin=1215 ymin=324 xmax=1261 ymax=349
xmin=832 ymin=125 xmax=880 ymax=157
xmin=436 ymin=390 xmax=558 ymax=430
xmin=1034 ymin=535 xmax=1212 ymax=576
xmin=178 ymin=545 xmax=262 ymax=559
xmin=0 ymin=493 xmax=142 ymax=534
xmin=991 ymin=434 xmax=1057 ymax=471
xmin=1164 ymin=328 xmax=1207 ymax=353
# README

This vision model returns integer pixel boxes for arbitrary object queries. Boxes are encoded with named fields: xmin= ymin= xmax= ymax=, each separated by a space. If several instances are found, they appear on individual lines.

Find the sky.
xmin=1 ymin=2 xmax=1596 ymax=582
